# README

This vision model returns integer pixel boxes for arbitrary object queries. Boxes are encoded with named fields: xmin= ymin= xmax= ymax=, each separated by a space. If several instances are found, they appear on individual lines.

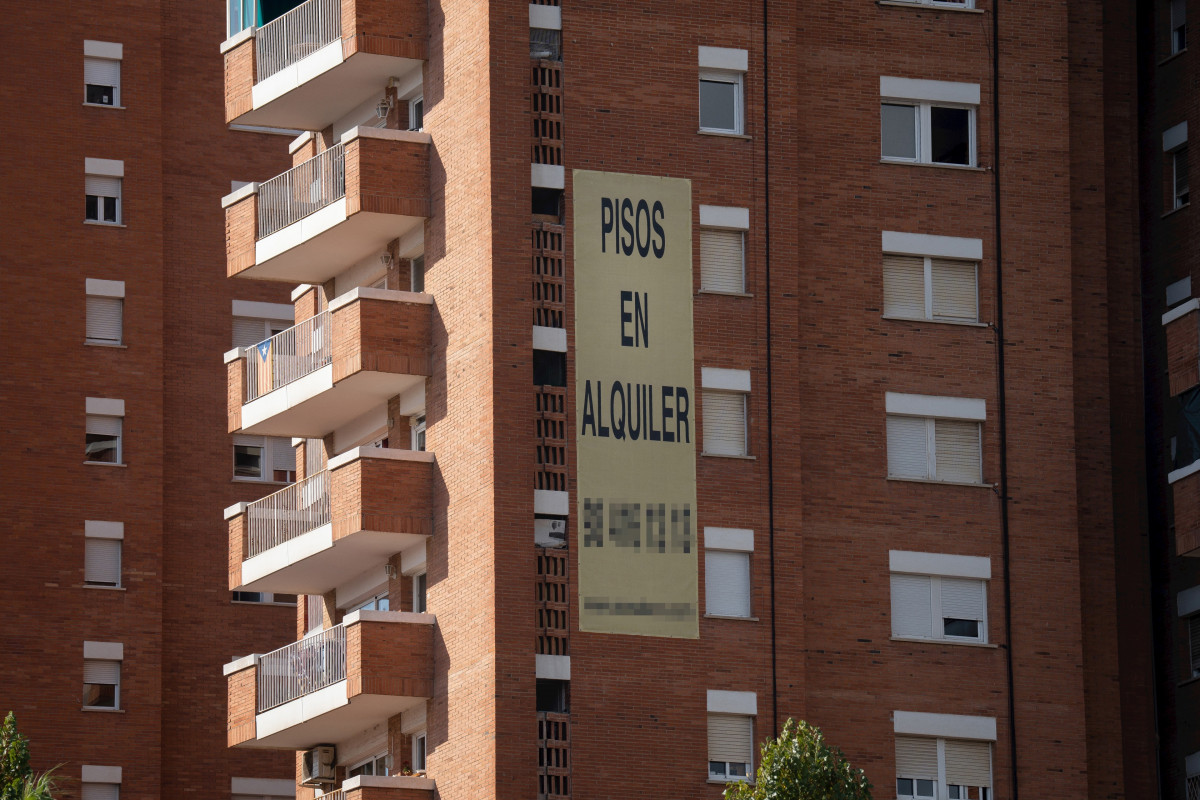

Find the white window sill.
xmin=84 ymin=461 xmax=127 ymax=468
xmin=704 ymin=614 xmax=759 ymax=621
xmin=231 ymin=478 xmax=294 ymax=486
xmin=881 ymin=314 xmax=989 ymax=328
xmin=82 ymin=707 xmax=124 ymax=713
xmin=886 ymin=476 xmax=993 ymax=489
xmin=84 ymin=220 xmax=127 ymax=228
xmin=1163 ymin=202 xmax=1190 ymax=219
xmin=85 ymin=341 xmax=127 ymax=348
xmin=698 ymin=289 xmax=754 ymax=298
xmin=1159 ymin=48 xmax=1187 ymax=67
xmin=891 ymin=635 xmax=997 ymax=649
xmin=702 ymin=452 xmax=757 ymax=460
xmin=232 ymin=599 xmax=298 ymax=607
xmin=83 ymin=585 xmax=126 ymax=592
xmin=698 ymin=129 xmax=752 ymax=140
xmin=876 ymin=0 xmax=984 ymax=12
xmin=880 ymin=159 xmax=987 ymax=173
xmin=83 ymin=102 xmax=127 ymax=110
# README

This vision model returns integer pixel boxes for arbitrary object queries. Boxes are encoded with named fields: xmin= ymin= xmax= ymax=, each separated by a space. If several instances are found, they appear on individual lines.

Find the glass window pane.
xmin=103 ymin=197 xmax=118 ymax=222
xmin=83 ymin=682 xmax=116 ymax=708
xmin=86 ymin=195 xmax=99 ymax=221
xmin=700 ymin=79 xmax=738 ymax=131
xmin=234 ymin=445 xmax=263 ymax=478
xmin=86 ymin=434 xmax=119 ymax=462
xmin=729 ymin=762 xmax=748 ymax=777
xmin=917 ymin=779 xmax=936 ymax=798
xmin=709 ymin=762 xmax=726 ymax=776
xmin=898 ymin=778 xmax=914 ymax=796
xmin=86 ymin=84 xmax=114 ymax=105
xmin=943 ymin=617 xmax=980 ymax=638
xmin=882 ymin=104 xmax=918 ymax=159
xmin=930 ymin=106 xmax=971 ymax=165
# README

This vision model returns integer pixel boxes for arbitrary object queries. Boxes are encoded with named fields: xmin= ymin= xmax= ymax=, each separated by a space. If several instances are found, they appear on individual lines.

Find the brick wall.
xmin=331 ymin=296 xmax=432 ymax=383
xmin=345 ymin=618 xmax=434 ymax=699
xmin=344 ymin=135 xmax=432 ymax=219
xmin=226 ymin=663 xmax=258 ymax=747
xmin=342 ymin=0 xmax=428 ymax=62
xmin=223 ymin=37 xmax=256 ymax=123
xmin=226 ymin=193 xmax=258 ymax=277
xmin=330 ymin=455 xmax=434 ymax=540
xmin=1167 ymin=310 xmax=1200 ymax=396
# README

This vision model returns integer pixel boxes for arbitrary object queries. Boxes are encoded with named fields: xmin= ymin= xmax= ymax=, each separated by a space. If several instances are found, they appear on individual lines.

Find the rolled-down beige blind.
xmin=944 ymin=739 xmax=991 ymax=788
xmin=85 ymin=538 xmax=121 ymax=586
xmin=86 ymin=415 xmax=122 ymax=437
xmin=934 ymin=419 xmax=981 ymax=483
xmin=272 ymin=437 xmax=296 ymax=472
xmin=887 ymin=415 xmax=929 ymax=478
xmin=708 ymin=714 xmax=753 ymax=765
xmin=86 ymin=296 xmax=123 ymax=343
xmin=890 ymin=574 xmax=933 ymax=639
xmin=941 ymin=578 xmax=986 ymax=623
xmin=85 ymin=175 xmax=120 ymax=199
xmin=83 ymin=659 xmax=120 ymax=685
xmin=81 ymin=783 xmax=120 ymax=800
xmin=84 ymin=57 xmax=119 ymax=88
xmin=883 ymin=254 xmax=925 ymax=319
xmin=930 ymin=258 xmax=978 ymax=321
xmin=704 ymin=392 xmax=747 ymax=456
xmin=701 ymin=229 xmax=745 ymax=293
xmin=894 ymin=735 xmax=938 ymax=780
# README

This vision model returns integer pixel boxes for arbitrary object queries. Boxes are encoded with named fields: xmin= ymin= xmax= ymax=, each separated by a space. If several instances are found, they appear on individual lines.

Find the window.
xmin=306 ymin=594 xmax=324 ymax=633
xmin=412 ymin=415 xmax=427 ymax=451
xmin=84 ymin=41 xmax=122 ymax=106
xmin=706 ymin=551 xmax=751 ymax=618
xmin=883 ymin=254 xmax=978 ymax=323
xmin=891 ymin=574 xmax=987 ymax=642
xmin=896 ymin=736 xmax=992 ymax=800
xmin=1189 ymin=614 xmax=1200 ymax=678
xmin=881 ymin=78 xmax=980 ymax=167
xmin=81 ymin=767 xmax=122 ymax=800
xmin=232 ymin=591 xmax=297 ymax=605
xmin=351 ymin=591 xmax=390 ymax=613
xmin=233 ymin=435 xmax=296 ymax=482
xmin=409 ymin=97 xmax=424 ymax=132
xmin=348 ymin=753 xmax=389 ymax=778
xmin=700 ymin=229 xmax=745 ymax=293
xmin=414 ymin=571 xmax=428 ymax=613
xmin=83 ymin=658 xmax=120 ymax=709
xmin=887 ymin=415 xmax=981 ymax=483
xmin=86 ymin=415 xmax=122 ymax=464
xmin=530 ymin=28 xmax=562 ymax=60
xmin=893 ymin=0 xmax=972 ymax=6
xmin=411 ymin=254 xmax=426 ymax=292
xmin=85 ymin=538 xmax=121 ymax=588
xmin=1172 ymin=0 xmax=1188 ymax=53
xmin=534 ymin=350 xmax=566 ymax=386
xmin=708 ymin=714 xmax=753 ymax=781
xmin=232 ymin=317 xmax=289 ymax=349
xmin=86 ymin=280 xmax=124 ymax=345
xmin=703 ymin=392 xmax=747 ymax=456
xmin=86 ymin=176 xmax=121 ymax=223
xmin=536 ymin=679 xmax=569 ymax=713
xmin=698 ymin=47 xmax=747 ymax=135
xmin=413 ymin=730 xmax=428 ymax=772
xmin=1176 ymin=146 xmax=1191 ymax=209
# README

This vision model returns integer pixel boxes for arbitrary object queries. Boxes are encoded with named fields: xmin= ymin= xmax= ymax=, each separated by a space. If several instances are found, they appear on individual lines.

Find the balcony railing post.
xmin=256 ymin=624 xmax=348 ymax=712
xmin=256 ymin=145 xmax=346 ymax=239
xmin=244 ymin=310 xmax=332 ymax=401
xmin=254 ymin=0 xmax=342 ymax=83
xmin=246 ymin=470 xmax=332 ymax=557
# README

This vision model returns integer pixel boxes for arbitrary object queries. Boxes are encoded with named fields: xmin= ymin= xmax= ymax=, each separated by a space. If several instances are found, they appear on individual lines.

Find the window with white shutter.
xmin=85 ymin=539 xmax=121 ymax=587
xmin=86 ymin=296 xmax=123 ymax=344
xmin=83 ymin=659 xmax=120 ymax=708
xmin=271 ymin=437 xmax=297 ymax=482
xmin=706 ymin=551 xmax=751 ymax=618
xmin=86 ymin=415 xmax=122 ymax=464
xmin=700 ymin=229 xmax=745 ymax=293
xmin=81 ymin=783 xmax=120 ymax=800
xmin=84 ymin=57 xmax=120 ymax=106
xmin=306 ymin=595 xmax=324 ymax=633
xmin=896 ymin=736 xmax=991 ymax=800
xmin=1189 ymin=615 xmax=1200 ymax=678
xmin=85 ymin=175 xmax=122 ymax=224
xmin=233 ymin=435 xmax=295 ymax=482
xmin=883 ymin=254 xmax=978 ymax=323
xmin=703 ymin=391 xmax=747 ymax=456
xmin=891 ymin=573 xmax=987 ymax=643
xmin=708 ymin=714 xmax=753 ymax=781
xmin=887 ymin=415 xmax=982 ymax=484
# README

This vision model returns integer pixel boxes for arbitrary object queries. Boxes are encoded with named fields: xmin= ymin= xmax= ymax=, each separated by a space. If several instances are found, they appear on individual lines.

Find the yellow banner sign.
xmin=573 ymin=169 xmax=697 ymax=638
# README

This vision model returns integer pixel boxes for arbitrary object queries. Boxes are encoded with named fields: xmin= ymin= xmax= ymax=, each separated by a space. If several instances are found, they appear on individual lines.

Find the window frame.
xmin=85 ymin=177 xmax=122 ymax=225
xmin=347 ymin=752 xmax=389 ymax=778
xmin=232 ymin=591 xmax=297 ymax=605
xmin=83 ymin=659 xmax=121 ymax=710
xmin=698 ymin=69 xmax=745 ymax=135
xmin=1172 ymin=0 xmax=1188 ymax=54
xmin=84 ymin=537 xmax=122 ymax=589
xmin=84 ymin=57 xmax=121 ymax=107
xmin=699 ymin=227 xmax=747 ymax=294
xmin=707 ymin=713 xmax=754 ymax=782
xmin=701 ymin=390 xmax=749 ymax=457
xmin=890 ymin=572 xmax=988 ymax=644
xmin=882 ymin=253 xmax=980 ymax=324
xmin=886 ymin=414 xmax=983 ymax=484
xmin=412 ymin=730 xmax=428 ymax=772
xmin=85 ymin=414 xmax=123 ymax=465
xmin=232 ymin=435 xmax=296 ymax=483
xmin=1175 ymin=146 xmax=1190 ymax=209
xmin=881 ymin=100 xmax=978 ymax=167
xmin=895 ymin=737 xmax=993 ymax=800
xmin=704 ymin=549 xmax=752 ymax=619
xmin=413 ymin=571 xmax=428 ymax=613
xmin=85 ymin=295 xmax=124 ymax=345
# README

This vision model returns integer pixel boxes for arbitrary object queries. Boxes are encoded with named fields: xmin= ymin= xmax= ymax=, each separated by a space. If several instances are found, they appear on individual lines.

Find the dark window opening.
xmin=942 ymin=617 xmax=979 ymax=638
xmin=930 ymin=106 xmax=970 ymax=165
xmin=536 ymin=679 xmax=569 ymax=713
xmin=86 ymin=84 xmax=114 ymax=105
xmin=533 ymin=350 xmax=566 ymax=387
xmin=532 ymin=187 xmax=563 ymax=221
xmin=530 ymin=28 xmax=562 ymax=60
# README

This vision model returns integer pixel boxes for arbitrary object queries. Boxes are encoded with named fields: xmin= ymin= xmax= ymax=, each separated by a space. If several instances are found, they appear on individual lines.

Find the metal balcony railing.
xmin=257 ymin=623 xmax=347 ymax=712
xmin=245 ymin=311 xmax=331 ymax=402
xmin=246 ymin=470 xmax=331 ymax=558
xmin=255 ymin=0 xmax=342 ymax=82
xmin=257 ymin=144 xmax=346 ymax=239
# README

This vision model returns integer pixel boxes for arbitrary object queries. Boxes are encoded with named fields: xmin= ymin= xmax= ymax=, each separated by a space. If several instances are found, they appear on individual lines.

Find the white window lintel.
xmin=533 ymin=326 xmax=568 ymax=352
xmin=702 ymin=367 xmax=751 ymax=392
xmin=81 ymin=766 xmax=122 ymax=784
xmin=708 ymin=689 xmax=757 ymax=715
xmin=85 ymin=158 xmax=124 ymax=178
xmin=699 ymin=46 xmax=748 ymax=72
xmin=700 ymin=205 xmax=750 ymax=230
xmin=881 ymin=231 xmax=983 ymax=261
xmin=705 ymin=527 xmax=754 ymax=552
xmin=535 ymin=490 xmax=569 ymax=515
xmin=880 ymin=76 xmax=980 ymax=106
xmin=232 ymin=299 xmax=294 ymax=321
xmin=1178 ymin=585 xmax=1200 ymax=618
xmin=1164 ymin=121 xmax=1189 ymax=153
xmin=529 ymin=4 xmax=562 ymax=30
xmin=889 ymin=550 xmax=990 ymax=580
xmin=893 ymin=710 xmax=996 ymax=741
xmin=885 ymin=392 xmax=985 ymax=421
xmin=83 ymin=641 xmax=124 ymax=661
xmin=84 ymin=41 xmax=124 ymax=60
xmin=535 ymin=654 xmax=570 ymax=680
xmin=86 ymin=397 xmax=126 ymax=417
xmin=85 ymin=521 xmax=125 ymax=540
xmin=86 ymin=279 xmax=125 ymax=298
xmin=532 ymin=164 xmax=565 ymax=190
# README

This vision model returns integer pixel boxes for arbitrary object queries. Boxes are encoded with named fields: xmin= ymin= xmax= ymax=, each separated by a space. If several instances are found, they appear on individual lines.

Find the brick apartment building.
xmin=3 ymin=0 xmax=1200 ymax=799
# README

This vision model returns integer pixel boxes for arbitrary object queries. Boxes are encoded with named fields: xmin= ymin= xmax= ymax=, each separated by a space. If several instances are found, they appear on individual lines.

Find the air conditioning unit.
xmin=535 ymin=518 xmax=567 ymax=548
xmin=301 ymin=745 xmax=336 ymax=787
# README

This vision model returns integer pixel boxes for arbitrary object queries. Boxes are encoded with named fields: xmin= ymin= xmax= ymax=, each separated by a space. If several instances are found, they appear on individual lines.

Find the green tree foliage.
xmin=0 ymin=713 xmax=32 ymax=800
xmin=724 ymin=718 xmax=873 ymax=800
xmin=18 ymin=769 xmax=57 ymax=800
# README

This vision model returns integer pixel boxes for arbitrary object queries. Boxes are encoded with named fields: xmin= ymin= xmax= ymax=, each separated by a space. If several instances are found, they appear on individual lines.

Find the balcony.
xmin=226 ymin=288 xmax=430 ymax=438
xmin=226 ymin=447 xmax=433 ymax=595
xmin=224 ymin=128 xmax=430 ymax=284
xmin=1164 ymin=300 xmax=1200 ymax=397
xmin=321 ymin=777 xmax=436 ymax=800
xmin=222 ymin=0 xmax=426 ymax=130
xmin=226 ymin=610 xmax=433 ymax=749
